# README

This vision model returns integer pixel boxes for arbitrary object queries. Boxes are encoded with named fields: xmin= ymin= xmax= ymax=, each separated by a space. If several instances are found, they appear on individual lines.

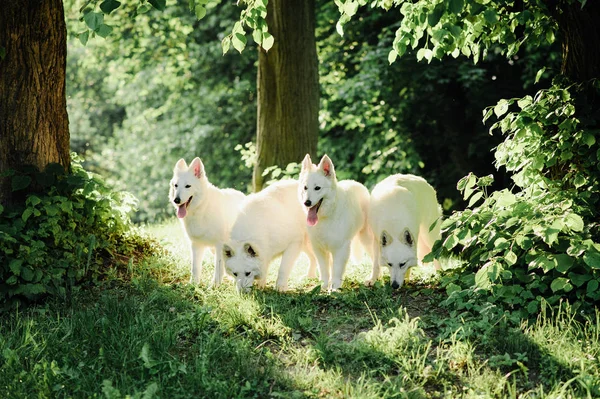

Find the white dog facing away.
xmin=169 ymin=157 xmax=245 ymax=286
xmin=299 ymin=154 xmax=373 ymax=291
xmin=367 ymin=174 xmax=442 ymax=289
xmin=222 ymin=179 xmax=317 ymax=292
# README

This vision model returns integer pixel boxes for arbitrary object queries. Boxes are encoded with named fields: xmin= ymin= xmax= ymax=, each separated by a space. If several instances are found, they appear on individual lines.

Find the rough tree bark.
xmin=253 ymin=0 xmax=319 ymax=192
xmin=0 ymin=0 xmax=70 ymax=206
xmin=556 ymin=2 xmax=600 ymax=82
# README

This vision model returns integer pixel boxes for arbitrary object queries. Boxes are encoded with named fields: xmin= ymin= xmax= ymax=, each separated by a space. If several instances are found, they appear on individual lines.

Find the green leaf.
xmin=527 ymin=300 xmax=539 ymax=314
xmin=12 ymin=175 xmax=31 ymax=191
xmin=535 ymin=67 xmax=546 ymax=84
xmin=100 ymin=0 xmax=121 ymax=14
xmin=568 ymin=272 xmax=591 ymax=287
xmin=79 ymin=30 xmax=90 ymax=46
xmin=564 ymin=213 xmax=584 ymax=232
xmin=195 ymin=5 xmax=207 ymax=20
xmin=475 ymin=262 xmax=493 ymax=289
xmin=84 ymin=12 xmax=103 ymax=31
xmin=262 ymin=32 xmax=274 ymax=51
xmin=21 ymin=267 xmax=34 ymax=282
xmin=0 ymin=47 xmax=6 ymax=60
xmin=448 ymin=0 xmax=464 ymax=14
xmin=148 ymin=0 xmax=166 ymax=11
xmin=467 ymin=191 xmax=483 ymax=207
xmin=96 ymin=24 xmax=113 ymax=38
xmin=443 ymin=234 xmax=459 ymax=250
xmin=388 ymin=49 xmax=398 ymax=64
xmin=428 ymin=5 xmax=444 ymax=26
xmin=584 ymin=249 xmax=600 ymax=269
xmin=232 ymin=33 xmax=247 ymax=53
xmin=483 ymin=9 xmax=498 ymax=24
xmin=587 ymin=280 xmax=599 ymax=294
xmin=137 ymin=4 xmax=152 ymax=13
xmin=221 ymin=36 xmax=231 ymax=55
xmin=9 ymin=259 xmax=23 ymax=275
xmin=27 ymin=195 xmax=41 ymax=206
xmin=343 ymin=1 xmax=359 ymax=17
xmin=555 ymin=254 xmax=574 ymax=273
xmin=494 ymin=99 xmax=509 ymax=117
xmin=550 ymin=277 xmax=572 ymax=293
xmin=505 ymin=251 xmax=517 ymax=266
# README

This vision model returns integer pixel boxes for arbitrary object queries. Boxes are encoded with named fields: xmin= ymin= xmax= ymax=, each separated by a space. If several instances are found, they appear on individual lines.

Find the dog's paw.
xmin=364 ymin=278 xmax=376 ymax=287
xmin=276 ymin=284 xmax=289 ymax=293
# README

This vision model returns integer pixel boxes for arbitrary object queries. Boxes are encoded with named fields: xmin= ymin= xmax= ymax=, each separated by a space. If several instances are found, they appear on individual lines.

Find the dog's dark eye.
xmin=245 ymin=272 xmax=251 ymax=277
xmin=233 ymin=272 xmax=238 ymax=277
xmin=304 ymin=186 xmax=308 ymax=191
xmin=315 ymin=186 xmax=321 ymax=191
xmin=388 ymin=262 xmax=393 ymax=267
xmin=174 ymin=184 xmax=178 ymax=188
xmin=185 ymin=185 xmax=191 ymax=188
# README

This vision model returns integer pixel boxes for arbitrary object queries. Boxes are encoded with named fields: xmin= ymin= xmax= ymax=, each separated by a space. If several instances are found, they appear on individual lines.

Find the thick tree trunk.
xmin=557 ymin=2 xmax=600 ymax=81
xmin=0 ymin=0 xmax=70 ymax=206
xmin=253 ymin=0 xmax=319 ymax=192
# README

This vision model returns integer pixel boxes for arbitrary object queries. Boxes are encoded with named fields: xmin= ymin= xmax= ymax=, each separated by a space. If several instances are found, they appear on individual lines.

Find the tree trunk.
xmin=557 ymin=2 xmax=600 ymax=81
xmin=0 ymin=0 xmax=70 ymax=206
xmin=253 ymin=0 xmax=319 ymax=192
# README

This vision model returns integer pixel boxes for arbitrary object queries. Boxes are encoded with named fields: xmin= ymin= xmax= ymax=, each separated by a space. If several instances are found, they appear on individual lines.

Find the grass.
xmin=1 ymin=220 xmax=599 ymax=398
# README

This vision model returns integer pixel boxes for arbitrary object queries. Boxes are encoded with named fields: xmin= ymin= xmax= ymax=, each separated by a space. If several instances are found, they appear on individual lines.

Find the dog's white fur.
xmin=367 ymin=174 xmax=442 ymax=289
xmin=298 ymin=154 xmax=373 ymax=291
xmin=169 ymin=157 xmax=245 ymax=285
xmin=223 ymin=179 xmax=317 ymax=292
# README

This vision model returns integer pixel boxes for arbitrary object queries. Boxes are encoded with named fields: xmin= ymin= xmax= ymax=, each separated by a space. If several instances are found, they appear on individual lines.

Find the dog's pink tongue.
xmin=307 ymin=206 xmax=318 ymax=226
xmin=177 ymin=204 xmax=187 ymax=219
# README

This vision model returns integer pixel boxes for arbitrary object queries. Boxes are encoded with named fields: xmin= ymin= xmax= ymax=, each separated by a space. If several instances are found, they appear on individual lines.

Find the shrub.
xmin=0 ymin=154 xmax=152 ymax=309
xmin=428 ymin=78 xmax=600 ymax=318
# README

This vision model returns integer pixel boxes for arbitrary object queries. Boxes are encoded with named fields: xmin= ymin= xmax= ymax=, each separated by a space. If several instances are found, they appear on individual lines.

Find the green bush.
xmin=0 ymin=155 xmax=151 ymax=309
xmin=428 ymin=78 xmax=600 ymax=318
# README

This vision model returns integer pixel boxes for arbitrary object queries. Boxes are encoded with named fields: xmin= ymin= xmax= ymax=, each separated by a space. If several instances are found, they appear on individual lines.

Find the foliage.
xmin=336 ymin=0 xmax=567 ymax=64
xmin=0 ymin=155 xmax=150 ymax=309
xmin=427 ymin=79 xmax=600 ymax=318
xmin=65 ymin=0 xmax=257 ymax=222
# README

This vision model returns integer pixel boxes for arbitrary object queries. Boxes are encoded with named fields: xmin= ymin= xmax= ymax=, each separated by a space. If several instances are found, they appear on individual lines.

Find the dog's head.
xmin=222 ymin=242 xmax=262 ymax=293
xmin=298 ymin=154 xmax=337 ymax=226
xmin=379 ymin=229 xmax=418 ymax=289
xmin=169 ymin=157 xmax=207 ymax=218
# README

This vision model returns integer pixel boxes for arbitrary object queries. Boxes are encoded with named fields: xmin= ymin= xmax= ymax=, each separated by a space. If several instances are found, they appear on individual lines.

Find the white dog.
xmin=222 ymin=179 xmax=317 ymax=292
xmin=367 ymin=174 xmax=442 ymax=289
xmin=298 ymin=154 xmax=373 ymax=291
xmin=169 ymin=157 xmax=245 ymax=285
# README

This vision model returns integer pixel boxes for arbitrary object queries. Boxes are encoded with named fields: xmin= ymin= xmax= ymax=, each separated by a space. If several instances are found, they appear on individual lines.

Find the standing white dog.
xmin=222 ymin=179 xmax=317 ymax=292
xmin=169 ymin=157 xmax=245 ymax=285
xmin=298 ymin=154 xmax=373 ymax=291
xmin=367 ymin=174 xmax=442 ymax=289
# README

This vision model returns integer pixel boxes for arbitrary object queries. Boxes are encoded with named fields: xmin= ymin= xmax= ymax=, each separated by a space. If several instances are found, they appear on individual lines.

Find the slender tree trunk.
xmin=557 ymin=2 xmax=600 ymax=81
xmin=0 ymin=0 xmax=70 ymax=206
xmin=253 ymin=0 xmax=319 ymax=192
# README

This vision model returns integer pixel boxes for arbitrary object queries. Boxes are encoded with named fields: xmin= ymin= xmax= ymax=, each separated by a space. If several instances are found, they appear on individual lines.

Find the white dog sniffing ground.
xmin=367 ymin=174 xmax=442 ymax=289
xmin=299 ymin=154 xmax=373 ymax=291
xmin=169 ymin=157 xmax=245 ymax=286
xmin=222 ymin=179 xmax=317 ymax=292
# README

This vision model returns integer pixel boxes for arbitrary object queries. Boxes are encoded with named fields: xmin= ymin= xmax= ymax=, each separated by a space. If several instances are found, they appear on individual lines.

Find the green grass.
xmin=1 ymin=221 xmax=599 ymax=398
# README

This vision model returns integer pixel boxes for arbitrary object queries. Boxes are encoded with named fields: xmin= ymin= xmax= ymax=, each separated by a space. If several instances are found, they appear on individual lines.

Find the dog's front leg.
xmin=190 ymin=243 xmax=206 ymax=284
xmin=276 ymin=241 xmax=302 ymax=292
xmin=313 ymin=246 xmax=330 ymax=290
xmin=331 ymin=242 xmax=351 ymax=291
xmin=365 ymin=240 xmax=381 ymax=286
xmin=212 ymin=243 xmax=225 ymax=287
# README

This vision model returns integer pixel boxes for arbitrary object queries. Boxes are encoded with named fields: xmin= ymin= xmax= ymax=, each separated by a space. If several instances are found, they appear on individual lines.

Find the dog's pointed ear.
xmin=223 ymin=244 xmax=234 ymax=258
xmin=189 ymin=157 xmax=205 ymax=179
xmin=244 ymin=243 xmax=258 ymax=258
xmin=175 ymin=158 xmax=187 ymax=171
xmin=318 ymin=154 xmax=335 ymax=178
xmin=381 ymin=230 xmax=392 ymax=247
xmin=301 ymin=154 xmax=313 ymax=172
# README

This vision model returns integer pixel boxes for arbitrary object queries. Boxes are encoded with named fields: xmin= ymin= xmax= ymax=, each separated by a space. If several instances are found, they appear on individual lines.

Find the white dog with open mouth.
xmin=298 ymin=154 xmax=373 ymax=291
xmin=169 ymin=157 xmax=245 ymax=285
xmin=367 ymin=174 xmax=442 ymax=289
xmin=222 ymin=179 xmax=317 ymax=292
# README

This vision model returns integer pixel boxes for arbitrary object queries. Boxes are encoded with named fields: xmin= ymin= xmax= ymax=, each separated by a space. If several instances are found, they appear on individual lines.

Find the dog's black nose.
xmin=304 ymin=200 xmax=312 ymax=207
xmin=391 ymin=281 xmax=399 ymax=290
xmin=174 ymin=197 xmax=181 ymax=204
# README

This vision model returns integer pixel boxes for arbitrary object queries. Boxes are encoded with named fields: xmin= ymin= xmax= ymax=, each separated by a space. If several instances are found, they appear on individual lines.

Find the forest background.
xmin=66 ymin=0 xmax=556 ymax=223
